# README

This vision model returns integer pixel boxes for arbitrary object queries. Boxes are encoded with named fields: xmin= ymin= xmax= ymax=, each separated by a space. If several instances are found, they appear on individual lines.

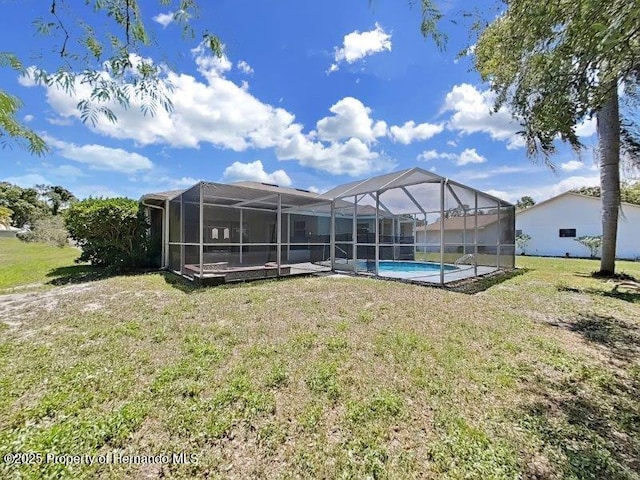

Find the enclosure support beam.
xmin=496 ymin=203 xmax=501 ymax=269
xmin=375 ymin=192 xmax=380 ymax=276
xmin=180 ymin=193 xmax=184 ymax=276
xmin=232 ymin=193 xmax=278 ymax=208
xmin=199 ymin=184 xmax=204 ymax=278
xmin=367 ymin=192 xmax=392 ymax=215
xmin=164 ymin=199 xmax=169 ymax=269
xmin=239 ymin=209 xmax=243 ymax=264
xmin=474 ymin=192 xmax=479 ymax=277
xmin=440 ymin=179 xmax=445 ymax=285
xmin=401 ymin=187 xmax=426 ymax=214
xmin=330 ymin=202 xmax=335 ymax=270
xmin=353 ymin=196 xmax=358 ymax=268
xmin=277 ymin=194 xmax=282 ymax=276
xmin=286 ymin=213 xmax=290 ymax=263
xmin=413 ymin=216 xmax=417 ymax=259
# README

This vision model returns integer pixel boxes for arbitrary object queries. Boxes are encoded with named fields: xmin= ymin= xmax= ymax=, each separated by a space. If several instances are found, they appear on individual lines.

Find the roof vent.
xmin=261 ymin=182 xmax=279 ymax=187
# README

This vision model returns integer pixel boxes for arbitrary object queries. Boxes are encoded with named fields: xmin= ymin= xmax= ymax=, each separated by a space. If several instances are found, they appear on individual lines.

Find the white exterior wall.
xmin=516 ymin=193 xmax=640 ymax=260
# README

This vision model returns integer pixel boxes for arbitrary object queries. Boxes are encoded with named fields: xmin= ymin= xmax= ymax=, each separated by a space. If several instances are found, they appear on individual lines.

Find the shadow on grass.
xmin=517 ymin=313 xmax=640 ymax=478
xmin=446 ymin=268 xmax=528 ymax=294
xmin=519 ymin=377 xmax=640 ymax=480
xmin=45 ymin=265 xmax=114 ymax=286
xmin=559 ymin=284 xmax=640 ymax=304
xmin=550 ymin=313 xmax=640 ymax=364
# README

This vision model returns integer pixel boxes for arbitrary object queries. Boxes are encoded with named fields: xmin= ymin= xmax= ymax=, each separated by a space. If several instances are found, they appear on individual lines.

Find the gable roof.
xmin=516 ymin=191 xmax=640 ymax=216
xmin=416 ymin=214 xmax=500 ymax=232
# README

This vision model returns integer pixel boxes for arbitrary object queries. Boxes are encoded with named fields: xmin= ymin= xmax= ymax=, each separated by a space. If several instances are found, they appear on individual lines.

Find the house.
xmin=140 ymin=167 xmax=515 ymax=285
xmin=0 ymin=224 xmax=26 ymax=238
xmin=416 ymin=214 xmax=506 ymax=247
xmin=515 ymin=191 xmax=640 ymax=259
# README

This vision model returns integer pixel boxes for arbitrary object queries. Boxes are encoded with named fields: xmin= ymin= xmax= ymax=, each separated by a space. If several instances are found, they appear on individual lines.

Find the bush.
xmin=64 ymin=197 xmax=151 ymax=271
xmin=17 ymin=216 xmax=69 ymax=247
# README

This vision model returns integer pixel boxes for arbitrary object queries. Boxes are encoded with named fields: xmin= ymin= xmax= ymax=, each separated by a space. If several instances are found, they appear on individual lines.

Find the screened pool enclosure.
xmin=141 ymin=167 xmax=515 ymax=285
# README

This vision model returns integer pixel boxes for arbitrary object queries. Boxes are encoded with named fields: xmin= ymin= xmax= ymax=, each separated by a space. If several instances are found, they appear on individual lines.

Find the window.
xmin=515 ymin=229 xmax=522 ymax=236
xmin=293 ymin=221 xmax=306 ymax=238
xmin=357 ymin=222 xmax=370 ymax=234
xmin=559 ymin=228 xmax=576 ymax=238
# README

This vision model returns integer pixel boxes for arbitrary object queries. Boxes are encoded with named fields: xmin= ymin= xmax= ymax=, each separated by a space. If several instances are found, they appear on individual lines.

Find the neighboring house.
xmin=0 ymin=224 xmax=26 ymax=238
xmin=515 ymin=191 xmax=640 ymax=259
xmin=417 ymin=214 xmax=501 ymax=246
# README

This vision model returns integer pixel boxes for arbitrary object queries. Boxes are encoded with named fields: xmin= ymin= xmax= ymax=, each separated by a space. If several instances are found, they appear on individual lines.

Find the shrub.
xmin=574 ymin=235 xmax=602 ymax=258
xmin=515 ymin=233 xmax=531 ymax=255
xmin=64 ymin=197 xmax=151 ymax=271
xmin=17 ymin=215 xmax=68 ymax=247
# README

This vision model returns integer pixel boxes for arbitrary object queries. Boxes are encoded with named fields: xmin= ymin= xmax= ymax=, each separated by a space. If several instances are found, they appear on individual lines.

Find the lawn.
xmin=0 ymin=238 xmax=83 ymax=291
xmin=0 ymin=240 xmax=639 ymax=478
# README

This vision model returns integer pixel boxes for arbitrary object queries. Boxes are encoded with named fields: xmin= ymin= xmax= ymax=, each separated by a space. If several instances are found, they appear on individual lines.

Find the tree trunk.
xmin=597 ymin=82 xmax=621 ymax=275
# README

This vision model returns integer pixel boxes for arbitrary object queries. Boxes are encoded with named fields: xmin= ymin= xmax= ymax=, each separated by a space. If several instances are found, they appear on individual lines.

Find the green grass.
xmin=0 ymin=238 xmax=82 ymax=291
xmin=0 ymin=243 xmax=639 ymax=478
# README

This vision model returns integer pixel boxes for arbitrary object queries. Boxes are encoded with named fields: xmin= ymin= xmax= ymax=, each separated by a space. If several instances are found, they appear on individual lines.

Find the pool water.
xmin=357 ymin=260 xmax=458 ymax=273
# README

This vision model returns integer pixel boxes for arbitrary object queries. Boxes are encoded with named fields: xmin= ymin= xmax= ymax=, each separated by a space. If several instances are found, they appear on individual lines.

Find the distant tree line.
xmin=571 ymin=182 xmax=640 ymax=206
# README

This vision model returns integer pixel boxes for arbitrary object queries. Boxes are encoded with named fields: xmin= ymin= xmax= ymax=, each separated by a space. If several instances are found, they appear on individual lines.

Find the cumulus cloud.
xmin=442 ymin=83 xmax=525 ymax=150
xmin=491 ymin=175 xmax=601 ymax=204
xmin=316 ymin=97 xmax=387 ymax=144
xmin=328 ymin=23 xmax=392 ymax=73
xmin=152 ymin=12 xmax=175 ymax=28
xmin=23 ymin=114 xmax=34 ymax=123
xmin=237 ymin=60 xmax=254 ymax=75
xmin=45 ymin=137 xmax=153 ymax=174
xmin=222 ymin=160 xmax=292 ymax=186
xmin=389 ymin=121 xmax=444 ymax=144
xmin=417 ymin=149 xmax=457 ymax=162
xmin=457 ymin=148 xmax=486 ymax=166
xmin=575 ymin=117 xmax=597 ymax=137
xmin=417 ymin=148 xmax=485 ymax=165
xmin=21 ymin=48 xmax=401 ymax=177
xmin=560 ymin=160 xmax=585 ymax=172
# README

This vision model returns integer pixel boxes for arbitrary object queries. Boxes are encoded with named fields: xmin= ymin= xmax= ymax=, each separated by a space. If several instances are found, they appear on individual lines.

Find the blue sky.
xmin=1 ymin=0 xmax=602 ymax=202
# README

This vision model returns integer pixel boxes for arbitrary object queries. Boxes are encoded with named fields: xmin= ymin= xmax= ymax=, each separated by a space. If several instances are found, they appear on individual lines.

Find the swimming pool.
xmin=356 ymin=260 xmax=458 ymax=274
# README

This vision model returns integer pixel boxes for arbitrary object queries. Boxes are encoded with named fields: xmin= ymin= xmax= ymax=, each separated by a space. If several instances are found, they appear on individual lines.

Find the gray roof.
xmin=140 ymin=167 xmax=513 ymax=213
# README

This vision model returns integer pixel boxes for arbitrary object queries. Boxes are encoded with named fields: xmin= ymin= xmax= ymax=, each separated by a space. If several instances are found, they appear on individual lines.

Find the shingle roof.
xmin=416 ymin=214 xmax=499 ymax=231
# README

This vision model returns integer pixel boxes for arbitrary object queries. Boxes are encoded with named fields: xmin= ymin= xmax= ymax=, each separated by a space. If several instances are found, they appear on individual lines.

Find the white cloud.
xmin=485 ymin=189 xmax=511 ymax=202
xmin=459 ymin=165 xmax=538 ymax=181
xmin=446 ymin=140 xmax=458 ymax=147
xmin=417 ymin=147 xmax=485 ymax=166
xmin=329 ymin=23 xmax=391 ymax=73
xmin=152 ymin=12 xmax=174 ymax=28
xmin=3 ymin=173 xmax=50 ymax=187
xmin=417 ymin=149 xmax=457 ymax=162
xmin=47 ymin=116 xmax=73 ymax=126
xmin=442 ymin=83 xmax=525 ymax=149
xmin=497 ymin=175 xmax=600 ymax=204
xmin=24 ymin=49 xmax=394 ymax=177
xmin=23 ymin=114 xmax=34 ymax=123
xmin=389 ymin=121 xmax=443 ymax=144
xmin=276 ymin=133 xmax=393 ymax=176
xmin=151 ymin=176 xmax=201 ymax=189
xmin=237 ymin=60 xmax=254 ymax=75
xmin=316 ymin=97 xmax=387 ymax=144
xmin=45 ymin=137 xmax=153 ymax=174
xmin=560 ymin=160 xmax=585 ymax=172
xmin=223 ymin=160 xmax=292 ymax=186
xmin=575 ymin=117 xmax=596 ymax=137
xmin=457 ymin=148 xmax=486 ymax=166
xmin=307 ymin=186 xmax=322 ymax=194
